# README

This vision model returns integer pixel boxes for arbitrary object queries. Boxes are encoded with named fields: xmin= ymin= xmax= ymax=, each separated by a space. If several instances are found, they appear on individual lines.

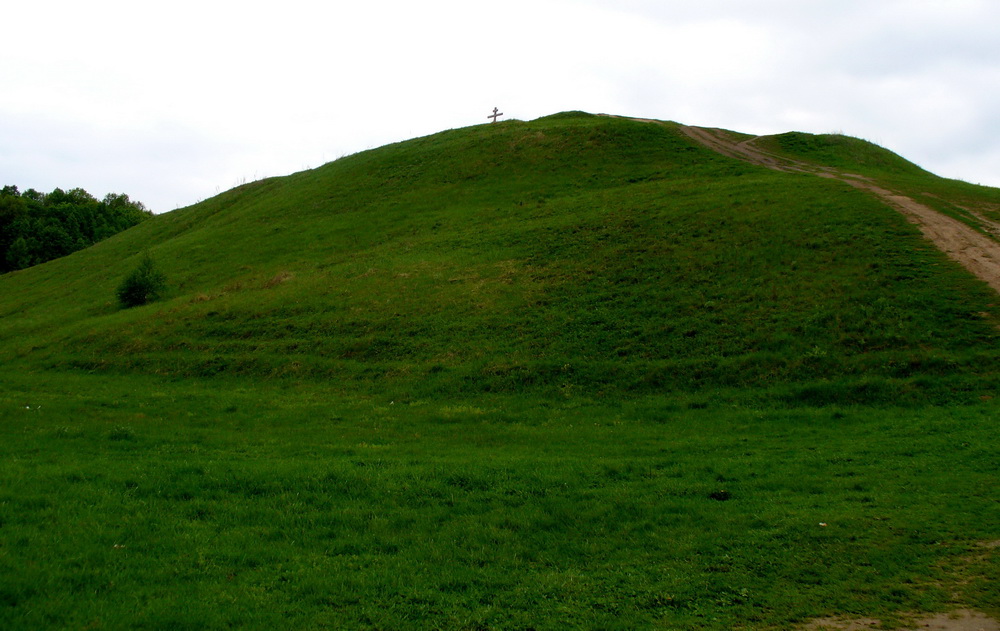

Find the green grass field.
xmin=1 ymin=112 xmax=998 ymax=629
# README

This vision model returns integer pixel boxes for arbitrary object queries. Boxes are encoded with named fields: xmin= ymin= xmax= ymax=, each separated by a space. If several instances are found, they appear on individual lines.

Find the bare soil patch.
xmin=804 ymin=609 xmax=999 ymax=631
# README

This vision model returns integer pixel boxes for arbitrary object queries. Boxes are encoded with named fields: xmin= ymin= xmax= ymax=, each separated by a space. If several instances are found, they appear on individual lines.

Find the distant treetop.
xmin=0 ymin=185 xmax=152 ymax=273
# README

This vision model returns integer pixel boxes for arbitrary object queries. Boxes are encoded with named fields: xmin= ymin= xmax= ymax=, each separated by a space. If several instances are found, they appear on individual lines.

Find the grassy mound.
xmin=2 ymin=112 xmax=1000 ymax=404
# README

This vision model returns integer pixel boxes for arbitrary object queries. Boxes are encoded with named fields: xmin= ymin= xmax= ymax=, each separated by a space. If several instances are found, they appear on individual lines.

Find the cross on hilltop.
xmin=488 ymin=107 xmax=503 ymax=123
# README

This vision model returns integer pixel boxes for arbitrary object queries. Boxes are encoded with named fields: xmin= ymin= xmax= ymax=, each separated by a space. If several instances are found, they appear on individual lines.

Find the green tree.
xmin=38 ymin=222 xmax=74 ymax=258
xmin=6 ymin=236 xmax=33 ymax=270
xmin=0 ymin=193 xmax=28 ymax=272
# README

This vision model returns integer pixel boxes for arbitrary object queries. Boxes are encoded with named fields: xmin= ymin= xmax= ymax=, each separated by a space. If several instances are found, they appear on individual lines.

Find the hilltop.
xmin=3 ymin=111 xmax=1000 ymax=404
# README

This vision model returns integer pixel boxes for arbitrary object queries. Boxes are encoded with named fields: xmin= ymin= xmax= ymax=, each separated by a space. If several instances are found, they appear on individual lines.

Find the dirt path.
xmin=677 ymin=125 xmax=1000 ymax=295
xmin=804 ymin=609 xmax=1000 ymax=631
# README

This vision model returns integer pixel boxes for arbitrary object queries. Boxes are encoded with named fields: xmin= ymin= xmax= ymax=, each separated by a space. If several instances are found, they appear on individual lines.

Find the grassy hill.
xmin=1 ymin=112 xmax=998 ymax=629
xmin=2 ymin=111 xmax=1000 ymax=404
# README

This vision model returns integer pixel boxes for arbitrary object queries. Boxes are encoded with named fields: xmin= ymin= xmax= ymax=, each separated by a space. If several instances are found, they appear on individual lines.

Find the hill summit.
xmin=2 ymin=111 xmax=1000 ymax=404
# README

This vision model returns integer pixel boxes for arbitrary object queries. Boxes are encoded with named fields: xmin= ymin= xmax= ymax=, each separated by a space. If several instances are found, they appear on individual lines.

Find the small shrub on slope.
xmin=116 ymin=253 xmax=166 ymax=308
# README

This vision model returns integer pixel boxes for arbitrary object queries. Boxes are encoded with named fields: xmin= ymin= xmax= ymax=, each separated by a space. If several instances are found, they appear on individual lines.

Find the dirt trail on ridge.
xmin=677 ymin=125 xmax=1000 ymax=295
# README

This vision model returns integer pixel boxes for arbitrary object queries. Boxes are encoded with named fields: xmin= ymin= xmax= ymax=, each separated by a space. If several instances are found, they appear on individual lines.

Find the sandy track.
xmin=804 ymin=609 xmax=999 ymax=631
xmin=677 ymin=125 xmax=1000 ymax=295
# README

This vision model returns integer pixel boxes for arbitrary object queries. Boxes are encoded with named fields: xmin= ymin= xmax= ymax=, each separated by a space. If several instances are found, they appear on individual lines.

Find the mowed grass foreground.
xmin=1 ymin=372 xmax=997 ymax=630
xmin=1 ymin=112 xmax=999 ymax=628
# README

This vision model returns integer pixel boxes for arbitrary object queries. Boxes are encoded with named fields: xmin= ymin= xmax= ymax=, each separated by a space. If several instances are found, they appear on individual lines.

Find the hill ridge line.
xmin=672 ymin=124 xmax=1000 ymax=295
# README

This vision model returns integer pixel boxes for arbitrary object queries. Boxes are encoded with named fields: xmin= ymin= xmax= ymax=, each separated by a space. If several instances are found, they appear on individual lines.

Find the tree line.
xmin=0 ymin=185 xmax=152 ymax=273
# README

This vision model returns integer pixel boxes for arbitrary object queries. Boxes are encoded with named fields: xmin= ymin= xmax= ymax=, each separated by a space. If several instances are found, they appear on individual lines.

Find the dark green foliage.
xmin=0 ymin=185 xmax=151 ymax=273
xmin=116 ymin=253 xmax=166 ymax=307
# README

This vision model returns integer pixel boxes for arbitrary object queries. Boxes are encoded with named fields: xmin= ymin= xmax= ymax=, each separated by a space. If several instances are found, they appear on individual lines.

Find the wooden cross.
xmin=488 ymin=107 xmax=503 ymax=123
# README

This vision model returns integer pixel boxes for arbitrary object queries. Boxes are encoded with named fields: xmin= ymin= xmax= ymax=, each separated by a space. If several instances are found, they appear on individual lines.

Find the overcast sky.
xmin=2 ymin=0 xmax=999 ymax=213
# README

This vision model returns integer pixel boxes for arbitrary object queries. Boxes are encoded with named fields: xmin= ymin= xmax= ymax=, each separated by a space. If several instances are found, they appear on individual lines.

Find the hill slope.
xmin=676 ymin=123 xmax=1000 ymax=293
xmin=2 ymin=111 xmax=1000 ymax=403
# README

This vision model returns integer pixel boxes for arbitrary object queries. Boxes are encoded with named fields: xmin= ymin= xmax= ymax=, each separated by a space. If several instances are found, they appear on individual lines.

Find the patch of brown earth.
xmin=805 ymin=610 xmax=999 ymax=631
